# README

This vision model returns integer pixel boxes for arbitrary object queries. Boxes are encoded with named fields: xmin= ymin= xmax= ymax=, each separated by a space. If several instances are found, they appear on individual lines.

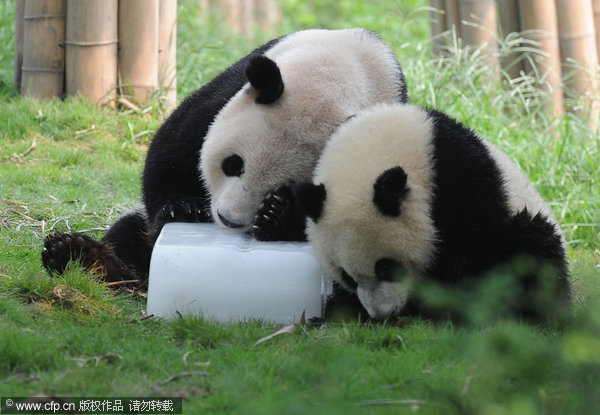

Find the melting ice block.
xmin=146 ymin=222 xmax=331 ymax=323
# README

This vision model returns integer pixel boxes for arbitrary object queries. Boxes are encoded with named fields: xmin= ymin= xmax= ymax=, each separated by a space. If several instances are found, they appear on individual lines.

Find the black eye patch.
xmin=373 ymin=166 xmax=409 ymax=217
xmin=222 ymin=154 xmax=244 ymax=177
xmin=374 ymin=258 xmax=401 ymax=282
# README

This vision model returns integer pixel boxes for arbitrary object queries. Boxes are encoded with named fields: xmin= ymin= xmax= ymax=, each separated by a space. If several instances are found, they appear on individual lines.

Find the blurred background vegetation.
xmin=176 ymin=0 xmax=429 ymax=96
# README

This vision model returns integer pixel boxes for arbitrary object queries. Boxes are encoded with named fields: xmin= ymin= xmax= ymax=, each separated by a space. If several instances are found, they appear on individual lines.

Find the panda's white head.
xmin=294 ymin=104 xmax=439 ymax=320
xmin=201 ymin=29 xmax=405 ymax=231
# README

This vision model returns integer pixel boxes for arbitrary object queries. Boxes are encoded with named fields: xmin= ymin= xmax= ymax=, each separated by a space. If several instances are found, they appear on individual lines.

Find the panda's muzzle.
xmin=217 ymin=211 xmax=246 ymax=229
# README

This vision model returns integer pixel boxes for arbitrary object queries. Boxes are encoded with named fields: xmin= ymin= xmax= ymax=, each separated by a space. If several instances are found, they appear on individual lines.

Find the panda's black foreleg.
xmin=251 ymin=184 xmax=307 ymax=242
xmin=41 ymin=208 xmax=152 ymax=287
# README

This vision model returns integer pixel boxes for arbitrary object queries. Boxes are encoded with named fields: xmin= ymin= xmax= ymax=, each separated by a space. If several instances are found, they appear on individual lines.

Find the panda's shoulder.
xmin=422 ymin=107 xmax=494 ymax=162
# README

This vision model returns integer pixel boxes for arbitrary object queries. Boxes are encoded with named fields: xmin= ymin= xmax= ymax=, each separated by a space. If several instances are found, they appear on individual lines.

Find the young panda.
xmin=42 ymin=29 xmax=408 ymax=285
xmin=294 ymin=103 xmax=572 ymax=322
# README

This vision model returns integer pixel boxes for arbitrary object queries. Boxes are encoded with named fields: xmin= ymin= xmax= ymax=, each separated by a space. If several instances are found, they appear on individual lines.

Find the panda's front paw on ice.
xmin=251 ymin=185 xmax=306 ymax=242
xmin=152 ymin=198 xmax=211 ymax=233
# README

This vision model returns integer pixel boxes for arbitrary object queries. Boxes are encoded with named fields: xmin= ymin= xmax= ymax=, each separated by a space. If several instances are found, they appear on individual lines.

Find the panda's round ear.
xmin=245 ymin=55 xmax=284 ymax=105
xmin=292 ymin=182 xmax=326 ymax=223
xmin=373 ymin=167 xmax=409 ymax=217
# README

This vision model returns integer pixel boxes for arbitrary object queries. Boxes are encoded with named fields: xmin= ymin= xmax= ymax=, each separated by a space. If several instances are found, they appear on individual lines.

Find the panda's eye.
xmin=222 ymin=154 xmax=244 ymax=177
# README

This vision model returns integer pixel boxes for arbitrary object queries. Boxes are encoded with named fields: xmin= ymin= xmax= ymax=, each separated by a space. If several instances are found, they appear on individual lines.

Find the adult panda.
xmin=294 ymin=103 xmax=572 ymax=322
xmin=42 ymin=29 xmax=408 ymax=285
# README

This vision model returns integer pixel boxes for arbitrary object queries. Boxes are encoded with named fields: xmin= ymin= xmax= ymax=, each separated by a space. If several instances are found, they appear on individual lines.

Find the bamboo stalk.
xmin=497 ymin=0 xmax=520 ymax=36
xmin=458 ymin=0 xmax=498 ymax=51
xmin=556 ymin=0 xmax=599 ymax=125
xmin=458 ymin=0 xmax=500 ymax=78
xmin=224 ymin=0 xmax=244 ymax=35
xmin=242 ymin=0 xmax=254 ymax=36
xmin=119 ymin=0 xmax=159 ymax=104
xmin=518 ymin=0 xmax=563 ymax=116
xmin=255 ymin=0 xmax=281 ymax=32
xmin=158 ymin=0 xmax=177 ymax=108
xmin=221 ymin=0 xmax=279 ymax=36
xmin=65 ymin=0 xmax=118 ymax=106
xmin=444 ymin=0 xmax=461 ymax=40
xmin=14 ymin=0 xmax=26 ymax=91
xmin=198 ymin=0 xmax=210 ymax=17
xmin=21 ymin=0 xmax=66 ymax=98
xmin=497 ymin=0 xmax=524 ymax=80
xmin=430 ymin=0 xmax=447 ymax=56
xmin=594 ymin=0 xmax=600 ymax=63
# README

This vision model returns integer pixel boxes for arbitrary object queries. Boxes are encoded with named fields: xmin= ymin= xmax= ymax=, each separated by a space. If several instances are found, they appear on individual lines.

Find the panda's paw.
xmin=251 ymin=185 xmax=306 ymax=242
xmin=252 ymin=187 xmax=289 ymax=237
xmin=152 ymin=199 xmax=211 ymax=231
xmin=42 ymin=231 xmax=137 ymax=285
xmin=42 ymin=231 xmax=105 ymax=276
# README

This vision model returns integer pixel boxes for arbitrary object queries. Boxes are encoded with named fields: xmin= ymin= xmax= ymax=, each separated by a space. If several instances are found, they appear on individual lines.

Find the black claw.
xmin=152 ymin=198 xmax=212 ymax=233
xmin=251 ymin=184 xmax=306 ymax=242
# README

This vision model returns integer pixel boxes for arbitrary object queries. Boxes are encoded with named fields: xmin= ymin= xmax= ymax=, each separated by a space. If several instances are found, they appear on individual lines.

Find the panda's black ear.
xmin=373 ymin=166 xmax=409 ymax=217
xmin=245 ymin=55 xmax=284 ymax=105
xmin=292 ymin=182 xmax=326 ymax=223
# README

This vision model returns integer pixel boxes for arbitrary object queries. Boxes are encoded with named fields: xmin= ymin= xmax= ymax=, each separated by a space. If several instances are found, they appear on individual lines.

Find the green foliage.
xmin=0 ymin=0 xmax=598 ymax=414
xmin=0 ymin=1 xmax=16 ymax=95
xmin=277 ymin=0 xmax=429 ymax=49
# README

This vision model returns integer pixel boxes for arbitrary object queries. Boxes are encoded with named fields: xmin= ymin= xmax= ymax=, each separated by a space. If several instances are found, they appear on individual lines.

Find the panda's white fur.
xmin=311 ymin=105 xmax=438 ymax=276
xmin=307 ymin=104 xmax=439 ymax=318
xmin=480 ymin=140 xmax=554 ymax=220
xmin=201 ymin=29 xmax=405 ymax=231
xmin=301 ymin=103 xmax=570 ymax=320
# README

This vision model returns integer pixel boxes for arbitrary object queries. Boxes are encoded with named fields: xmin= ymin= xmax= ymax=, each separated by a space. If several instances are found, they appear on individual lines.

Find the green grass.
xmin=1 ymin=0 xmax=599 ymax=414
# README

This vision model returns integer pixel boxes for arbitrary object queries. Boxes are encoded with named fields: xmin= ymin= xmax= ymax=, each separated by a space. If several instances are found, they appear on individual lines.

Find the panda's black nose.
xmin=217 ymin=212 xmax=245 ymax=229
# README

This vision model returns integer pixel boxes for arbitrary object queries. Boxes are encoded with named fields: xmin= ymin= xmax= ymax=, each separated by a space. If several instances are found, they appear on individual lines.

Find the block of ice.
xmin=146 ymin=222 xmax=330 ymax=323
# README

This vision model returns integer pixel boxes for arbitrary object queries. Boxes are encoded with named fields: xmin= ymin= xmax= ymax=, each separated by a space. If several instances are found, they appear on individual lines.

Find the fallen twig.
xmin=105 ymin=279 xmax=140 ymax=288
xmin=356 ymin=399 xmax=427 ymax=408
xmin=382 ymin=377 xmax=425 ymax=389
xmin=19 ymin=139 xmax=37 ymax=159
xmin=254 ymin=324 xmax=296 ymax=346
xmin=118 ymin=97 xmax=140 ymax=112
xmin=155 ymin=371 xmax=208 ymax=387
xmin=1 ymin=140 xmax=37 ymax=164
xmin=74 ymin=125 xmax=97 ymax=139
xmin=461 ymin=374 xmax=478 ymax=396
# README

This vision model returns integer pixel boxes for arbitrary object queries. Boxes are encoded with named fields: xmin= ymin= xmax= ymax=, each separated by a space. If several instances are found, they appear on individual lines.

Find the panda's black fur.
xmin=295 ymin=103 xmax=572 ymax=322
xmin=424 ymin=108 xmax=569 ymax=289
xmin=42 ymin=29 xmax=408 ymax=286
